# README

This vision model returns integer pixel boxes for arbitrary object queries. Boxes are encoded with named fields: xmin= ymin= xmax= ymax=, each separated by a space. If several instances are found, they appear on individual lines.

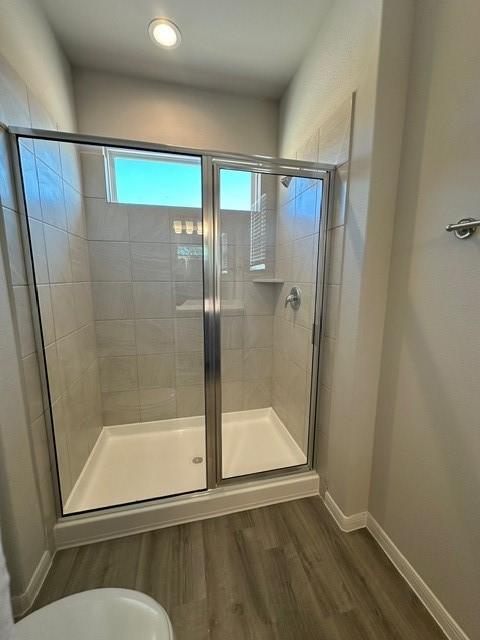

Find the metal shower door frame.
xmin=209 ymin=157 xmax=332 ymax=488
xmin=9 ymin=126 xmax=334 ymax=520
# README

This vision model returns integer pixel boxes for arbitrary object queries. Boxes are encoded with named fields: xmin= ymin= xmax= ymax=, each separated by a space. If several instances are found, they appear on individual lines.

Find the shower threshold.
xmin=64 ymin=407 xmax=307 ymax=514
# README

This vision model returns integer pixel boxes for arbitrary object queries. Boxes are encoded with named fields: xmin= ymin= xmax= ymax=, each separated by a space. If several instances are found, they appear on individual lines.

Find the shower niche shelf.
xmin=252 ymin=278 xmax=285 ymax=284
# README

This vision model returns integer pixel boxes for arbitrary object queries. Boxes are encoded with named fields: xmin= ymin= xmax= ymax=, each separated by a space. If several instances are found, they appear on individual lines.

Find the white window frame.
xmin=104 ymin=147 xmax=201 ymax=205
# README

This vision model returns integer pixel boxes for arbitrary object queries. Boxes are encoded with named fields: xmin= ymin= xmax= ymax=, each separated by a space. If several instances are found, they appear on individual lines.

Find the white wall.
xmin=370 ymin=1 xmax=480 ymax=637
xmin=280 ymin=0 xmax=414 ymax=515
xmin=74 ymin=68 xmax=278 ymax=156
xmin=0 ymin=0 xmax=75 ymax=131
xmin=0 ymin=0 xmax=77 ymax=613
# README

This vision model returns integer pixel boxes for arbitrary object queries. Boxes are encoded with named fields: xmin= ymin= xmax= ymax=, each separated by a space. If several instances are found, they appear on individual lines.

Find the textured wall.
xmin=369 ymin=1 xmax=480 ymax=637
xmin=74 ymin=68 xmax=278 ymax=156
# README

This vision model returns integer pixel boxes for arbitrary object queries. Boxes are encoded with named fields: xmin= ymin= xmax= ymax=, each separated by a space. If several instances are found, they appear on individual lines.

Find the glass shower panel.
xmin=217 ymin=168 xmax=323 ymax=479
xmin=17 ymin=137 xmax=207 ymax=514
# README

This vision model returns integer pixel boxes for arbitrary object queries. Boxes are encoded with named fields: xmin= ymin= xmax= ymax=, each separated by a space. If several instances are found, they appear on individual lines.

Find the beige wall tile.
xmin=28 ymin=218 xmax=49 ymax=284
xmin=133 ymin=282 xmax=172 ymax=318
xmin=96 ymin=319 xmax=136 ymax=356
xmin=80 ymin=152 xmax=106 ymax=198
xmin=243 ymin=379 xmax=271 ymax=410
xmin=176 ymin=385 xmax=204 ymax=418
xmin=131 ymin=242 xmax=171 ymax=281
xmin=99 ymin=356 xmax=138 ymax=392
xmin=222 ymin=381 xmax=243 ymax=412
xmin=64 ymin=182 xmax=86 ymax=238
xmin=92 ymin=282 xmax=134 ymax=320
xmin=44 ymin=342 xmax=63 ymax=402
xmin=135 ymin=318 xmax=174 ymax=355
xmin=59 ymin=143 xmax=82 ymax=192
xmin=221 ymin=349 xmax=243 ymax=382
xmin=175 ymin=352 xmax=204 ymax=386
xmin=56 ymin=331 xmax=82 ymax=389
xmin=292 ymin=234 xmax=318 ymax=284
xmin=37 ymin=284 xmax=55 ymax=346
xmin=244 ymin=316 xmax=273 ymax=348
xmin=128 ymin=205 xmax=170 ymax=242
xmin=294 ymin=184 xmax=319 ymax=240
xmin=72 ymin=282 xmax=94 ymax=328
xmin=89 ymin=241 xmax=131 ymax=281
xmin=174 ymin=318 xmax=204 ymax=352
xmin=102 ymin=389 xmax=140 ymax=426
xmin=244 ymin=282 xmax=275 ymax=316
xmin=43 ymin=224 xmax=73 ymax=283
xmin=20 ymin=147 xmax=43 ymax=221
xmin=139 ymin=387 xmax=176 ymax=422
xmin=51 ymin=283 xmax=76 ymax=339
xmin=243 ymin=348 xmax=272 ymax=380
xmin=37 ymin=160 xmax=67 ymax=229
xmin=85 ymin=198 xmax=129 ymax=241
xmin=69 ymin=234 xmax=90 ymax=282
xmin=138 ymin=353 xmax=175 ymax=388
xmin=220 ymin=316 xmax=244 ymax=349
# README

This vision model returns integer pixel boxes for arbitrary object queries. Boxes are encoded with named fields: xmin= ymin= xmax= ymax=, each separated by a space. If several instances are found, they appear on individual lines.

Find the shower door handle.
xmin=445 ymin=217 xmax=480 ymax=239
xmin=285 ymin=286 xmax=301 ymax=310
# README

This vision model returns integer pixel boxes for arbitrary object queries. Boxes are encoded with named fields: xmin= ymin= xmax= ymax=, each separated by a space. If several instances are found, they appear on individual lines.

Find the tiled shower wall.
xmin=218 ymin=176 xmax=277 ymax=412
xmin=19 ymin=139 xmax=102 ymax=499
xmin=272 ymin=136 xmax=321 ymax=453
xmin=82 ymin=150 xmax=206 ymax=425
xmin=82 ymin=152 xmax=279 ymax=424
xmin=272 ymin=122 xmax=349 ymax=458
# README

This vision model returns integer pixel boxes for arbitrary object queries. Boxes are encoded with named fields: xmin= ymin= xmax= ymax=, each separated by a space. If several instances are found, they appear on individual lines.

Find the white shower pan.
xmin=64 ymin=407 xmax=307 ymax=514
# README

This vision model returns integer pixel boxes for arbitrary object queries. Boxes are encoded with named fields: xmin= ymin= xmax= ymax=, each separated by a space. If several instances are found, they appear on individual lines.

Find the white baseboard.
xmin=55 ymin=471 xmax=320 ymax=549
xmin=322 ymin=492 xmax=469 ymax=640
xmin=367 ymin=515 xmax=469 ymax=640
xmin=324 ymin=490 xmax=368 ymax=531
xmin=11 ymin=550 xmax=52 ymax=619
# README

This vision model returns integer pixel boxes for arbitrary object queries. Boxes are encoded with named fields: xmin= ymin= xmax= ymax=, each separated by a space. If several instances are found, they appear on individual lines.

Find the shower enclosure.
xmin=10 ymin=128 xmax=332 ymax=520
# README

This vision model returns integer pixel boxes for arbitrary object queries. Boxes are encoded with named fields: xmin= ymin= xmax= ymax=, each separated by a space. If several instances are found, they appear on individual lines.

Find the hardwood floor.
xmin=33 ymin=497 xmax=446 ymax=639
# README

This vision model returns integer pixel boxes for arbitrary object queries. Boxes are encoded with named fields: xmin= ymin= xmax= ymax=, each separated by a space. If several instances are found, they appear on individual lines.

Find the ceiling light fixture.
xmin=148 ymin=18 xmax=181 ymax=49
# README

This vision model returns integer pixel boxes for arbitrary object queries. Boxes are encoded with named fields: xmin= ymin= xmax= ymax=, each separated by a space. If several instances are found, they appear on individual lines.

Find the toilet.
xmin=14 ymin=588 xmax=174 ymax=640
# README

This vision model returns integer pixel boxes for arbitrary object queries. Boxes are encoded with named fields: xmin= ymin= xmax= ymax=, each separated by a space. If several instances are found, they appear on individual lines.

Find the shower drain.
xmin=192 ymin=456 xmax=204 ymax=464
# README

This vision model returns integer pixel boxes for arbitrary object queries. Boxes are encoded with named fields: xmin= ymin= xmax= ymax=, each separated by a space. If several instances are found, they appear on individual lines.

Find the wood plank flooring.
xmin=33 ymin=497 xmax=446 ymax=639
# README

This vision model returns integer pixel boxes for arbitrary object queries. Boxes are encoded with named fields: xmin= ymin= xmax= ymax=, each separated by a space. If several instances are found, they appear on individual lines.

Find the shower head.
xmin=280 ymin=175 xmax=292 ymax=188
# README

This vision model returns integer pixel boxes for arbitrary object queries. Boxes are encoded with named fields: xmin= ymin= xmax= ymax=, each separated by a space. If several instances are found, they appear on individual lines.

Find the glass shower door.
xmin=214 ymin=164 xmax=325 ymax=480
xmin=15 ymin=134 xmax=209 ymax=514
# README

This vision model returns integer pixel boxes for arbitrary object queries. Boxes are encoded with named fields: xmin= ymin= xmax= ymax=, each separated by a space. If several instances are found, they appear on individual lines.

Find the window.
xmin=106 ymin=149 xmax=257 ymax=212
xmin=106 ymin=148 xmax=202 ymax=208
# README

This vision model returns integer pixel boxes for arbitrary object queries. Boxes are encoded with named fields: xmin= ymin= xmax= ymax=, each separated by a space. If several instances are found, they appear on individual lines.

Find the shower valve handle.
xmin=285 ymin=286 xmax=301 ymax=310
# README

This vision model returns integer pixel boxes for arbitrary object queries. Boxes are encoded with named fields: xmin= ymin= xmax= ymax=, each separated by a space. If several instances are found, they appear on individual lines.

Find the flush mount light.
xmin=148 ymin=18 xmax=181 ymax=49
